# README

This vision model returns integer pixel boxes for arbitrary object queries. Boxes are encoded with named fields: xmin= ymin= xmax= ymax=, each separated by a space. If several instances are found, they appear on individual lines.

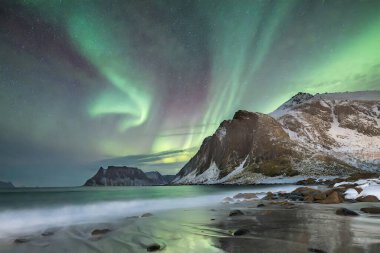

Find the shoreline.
xmin=1 ymin=177 xmax=380 ymax=252
xmin=2 ymin=196 xmax=380 ymax=253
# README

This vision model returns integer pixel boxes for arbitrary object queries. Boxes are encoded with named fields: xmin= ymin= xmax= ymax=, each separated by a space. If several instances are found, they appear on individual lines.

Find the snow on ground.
xmin=216 ymin=156 xmax=248 ymax=183
xmin=337 ymin=177 xmax=380 ymax=200
xmin=326 ymin=100 xmax=380 ymax=167
xmin=174 ymin=156 xmax=252 ymax=184
xmin=312 ymin=91 xmax=380 ymax=102
xmin=174 ymin=162 xmax=220 ymax=184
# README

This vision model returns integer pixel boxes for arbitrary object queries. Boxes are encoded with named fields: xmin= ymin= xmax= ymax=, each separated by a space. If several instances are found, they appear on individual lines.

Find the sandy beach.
xmin=1 ymin=187 xmax=380 ymax=253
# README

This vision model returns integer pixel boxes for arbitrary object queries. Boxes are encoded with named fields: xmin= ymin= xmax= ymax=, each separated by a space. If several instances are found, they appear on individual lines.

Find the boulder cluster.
xmin=264 ymin=185 xmax=379 ymax=204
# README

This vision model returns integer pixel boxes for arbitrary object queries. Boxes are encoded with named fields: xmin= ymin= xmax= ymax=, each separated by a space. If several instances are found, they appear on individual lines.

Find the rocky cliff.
xmin=84 ymin=166 xmax=174 ymax=186
xmin=0 ymin=181 xmax=15 ymax=188
xmin=173 ymin=91 xmax=380 ymax=184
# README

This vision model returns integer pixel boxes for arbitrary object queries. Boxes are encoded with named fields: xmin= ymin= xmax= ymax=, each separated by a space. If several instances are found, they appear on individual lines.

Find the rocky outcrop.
xmin=84 ymin=166 xmax=174 ymax=186
xmin=0 ymin=181 xmax=15 ymax=188
xmin=173 ymin=91 xmax=379 ymax=184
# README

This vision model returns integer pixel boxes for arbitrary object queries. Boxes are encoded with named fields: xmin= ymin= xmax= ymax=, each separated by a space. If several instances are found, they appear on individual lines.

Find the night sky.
xmin=1 ymin=0 xmax=380 ymax=186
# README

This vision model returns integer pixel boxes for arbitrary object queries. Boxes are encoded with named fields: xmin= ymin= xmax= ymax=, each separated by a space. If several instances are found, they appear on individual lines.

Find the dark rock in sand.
xmin=257 ymin=203 xmax=265 ymax=207
xmin=14 ymin=238 xmax=29 ymax=244
xmin=41 ymin=231 xmax=54 ymax=237
xmin=233 ymin=193 xmax=258 ymax=199
xmin=147 ymin=243 xmax=161 ymax=252
xmin=141 ymin=213 xmax=153 ymax=217
xmin=336 ymin=208 xmax=359 ymax=216
xmin=233 ymin=228 xmax=249 ymax=236
xmin=308 ymin=248 xmax=327 ymax=253
xmin=356 ymin=195 xmax=379 ymax=202
xmin=229 ymin=210 xmax=244 ymax=216
xmin=91 ymin=228 xmax=111 ymax=235
xmin=360 ymin=207 xmax=380 ymax=214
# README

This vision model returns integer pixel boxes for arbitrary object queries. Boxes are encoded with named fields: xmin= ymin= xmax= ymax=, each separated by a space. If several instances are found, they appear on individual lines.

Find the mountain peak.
xmin=173 ymin=91 xmax=380 ymax=185
xmin=282 ymin=92 xmax=314 ymax=108
xmin=270 ymin=92 xmax=314 ymax=118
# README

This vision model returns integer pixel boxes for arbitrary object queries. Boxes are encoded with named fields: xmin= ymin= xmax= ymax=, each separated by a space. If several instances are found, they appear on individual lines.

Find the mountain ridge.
xmin=84 ymin=166 xmax=174 ymax=186
xmin=173 ymin=91 xmax=380 ymax=184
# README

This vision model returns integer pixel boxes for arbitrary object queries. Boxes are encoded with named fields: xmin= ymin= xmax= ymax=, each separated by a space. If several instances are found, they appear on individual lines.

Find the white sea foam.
xmin=0 ymin=185 xmax=301 ymax=238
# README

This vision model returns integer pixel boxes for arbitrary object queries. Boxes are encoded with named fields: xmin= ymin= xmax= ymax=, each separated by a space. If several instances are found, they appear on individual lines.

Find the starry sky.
xmin=1 ymin=0 xmax=380 ymax=186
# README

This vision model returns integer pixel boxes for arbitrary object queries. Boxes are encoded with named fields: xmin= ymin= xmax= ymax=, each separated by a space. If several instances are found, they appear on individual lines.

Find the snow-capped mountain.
xmin=173 ymin=91 xmax=380 ymax=184
xmin=271 ymin=91 xmax=380 ymax=170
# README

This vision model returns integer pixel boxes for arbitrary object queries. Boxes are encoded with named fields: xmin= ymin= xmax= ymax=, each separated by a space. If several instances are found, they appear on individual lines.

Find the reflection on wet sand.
xmin=215 ymin=202 xmax=380 ymax=253
xmin=2 ymin=201 xmax=380 ymax=253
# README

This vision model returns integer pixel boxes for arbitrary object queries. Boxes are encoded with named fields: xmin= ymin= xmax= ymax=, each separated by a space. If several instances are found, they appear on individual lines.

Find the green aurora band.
xmin=1 ymin=0 xmax=380 ymax=185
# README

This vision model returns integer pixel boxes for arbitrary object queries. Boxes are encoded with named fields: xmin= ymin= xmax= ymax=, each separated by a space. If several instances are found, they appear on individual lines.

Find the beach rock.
xmin=325 ymin=178 xmax=346 ymax=187
xmin=257 ymin=203 xmax=265 ymax=207
xmin=314 ymin=192 xmax=327 ymax=201
xmin=141 ymin=213 xmax=153 ymax=217
xmin=360 ymin=207 xmax=380 ymax=214
xmin=270 ymin=201 xmax=295 ymax=207
xmin=292 ymin=187 xmax=321 ymax=196
xmin=356 ymin=195 xmax=379 ymax=202
xmin=296 ymin=178 xmax=316 ymax=185
xmin=337 ymin=184 xmax=358 ymax=190
xmin=14 ymin=238 xmax=30 ymax=244
xmin=229 ymin=210 xmax=244 ymax=216
xmin=233 ymin=228 xmax=249 ymax=236
xmin=147 ymin=243 xmax=161 ymax=252
xmin=336 ymin=208 xmax=359 ymax=216
xmin=308 ymin=248 xmax=327 ymax=253
xmin=263 ymin=192 xmax=275 ymax=200
xmin=91 ymin=228 xmax=111 ymax=236
xmin=354 ymin=187 xmax=363 ymax=194
xmin=320 ymin=191 xmax=343 ymax=204
xmin=263 ymin=191 xmax=289 ymax=200
xmin=233 ymin=193 xmax=258 ymax=199
xmin=41 ymin=231 xmax=54 ymax=237
xmin=289 ymin=187 xmax=327 ymax=202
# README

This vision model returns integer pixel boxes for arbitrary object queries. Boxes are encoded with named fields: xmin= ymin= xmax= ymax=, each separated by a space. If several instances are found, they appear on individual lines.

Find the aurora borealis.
xmin=1 ymin=0 xmax=380 ymax=186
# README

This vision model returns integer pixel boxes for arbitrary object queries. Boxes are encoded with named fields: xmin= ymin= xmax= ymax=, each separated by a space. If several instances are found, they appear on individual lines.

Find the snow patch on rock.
xmin=174 ymin=162 xmax=220 ymax=184
xmin=217 ymin=156 xmax=248 ymax=183
xmin=216 ymin=127 xmax=227 ymax=142
xmin=341 ymin=177 xmax=380 ymax=200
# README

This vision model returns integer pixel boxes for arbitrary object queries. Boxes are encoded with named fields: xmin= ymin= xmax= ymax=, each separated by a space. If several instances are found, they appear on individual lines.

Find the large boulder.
xmin=356 ymin=195 xmax=379 ymax=202
xmin=320 ymin=191 xmax=344 ymax=204
xmin=360 ymin=207 xmax=380 ymax=214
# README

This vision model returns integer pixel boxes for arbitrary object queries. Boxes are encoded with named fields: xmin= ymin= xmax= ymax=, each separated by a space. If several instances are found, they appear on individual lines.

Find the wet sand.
xmin=1 ymin=198 xmax=380 ymax=253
